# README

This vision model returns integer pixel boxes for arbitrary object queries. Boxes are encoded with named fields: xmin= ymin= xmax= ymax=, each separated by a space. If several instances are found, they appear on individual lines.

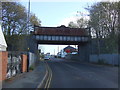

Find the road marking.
xmin=44 ymin=61 xmax=52 ymax=89
xmin=36 ymin=61 xmax=48 ymax=90
xmin=47 ymin=64 xmax=52 ymax=89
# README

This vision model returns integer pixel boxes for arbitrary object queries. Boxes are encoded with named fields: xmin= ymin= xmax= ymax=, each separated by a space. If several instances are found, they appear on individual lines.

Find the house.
xmin=63 ymin=45 xmax=77 ymax=54
xmin=58 ymin=46 xmax=77 ymax=58
xmin=0 ymin=25 xmax=7 ymax=51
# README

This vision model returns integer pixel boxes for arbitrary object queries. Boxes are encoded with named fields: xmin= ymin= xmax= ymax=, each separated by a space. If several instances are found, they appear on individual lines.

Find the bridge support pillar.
xmin=78 ymin=43 xmax=90 ymax=62
xmin=27 ymin=35 xmax=38 ymax=53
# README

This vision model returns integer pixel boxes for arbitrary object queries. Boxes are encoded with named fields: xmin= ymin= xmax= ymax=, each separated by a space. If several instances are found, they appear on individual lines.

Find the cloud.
xmin=58 ymin=16 xmax=79 ymax=27
xmin=58 ymin=11 xmax=90 ymax=27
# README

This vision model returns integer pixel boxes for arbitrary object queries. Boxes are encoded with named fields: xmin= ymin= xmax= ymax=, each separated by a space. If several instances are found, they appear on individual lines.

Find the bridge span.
xmin=33 ymin=25 xmax=90 ymax=45
xmin=30 ymin=25 xmax=91 ymax=62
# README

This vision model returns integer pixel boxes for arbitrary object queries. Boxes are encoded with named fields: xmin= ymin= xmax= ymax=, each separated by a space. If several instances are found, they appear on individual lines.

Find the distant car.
xmin=71 ymin=52 xmax=77 ymax=54
xmin=44 ymin=55 xmax=50 ymax=60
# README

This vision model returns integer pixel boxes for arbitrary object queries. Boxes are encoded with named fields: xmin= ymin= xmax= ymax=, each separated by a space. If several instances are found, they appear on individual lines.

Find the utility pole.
xmin=27 ymin=0 xmax=30 ymax=34
xmin=0 ymin=1 xmax=2 ymax=25
xmin=54 ymin=49 xmax=55 ymax=56
xmin=57 ymin=46 xmax=59 ymax=58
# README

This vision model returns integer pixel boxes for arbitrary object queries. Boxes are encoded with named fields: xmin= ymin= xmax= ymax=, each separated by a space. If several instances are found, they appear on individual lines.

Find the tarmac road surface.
xmin=47 ymin=58 xmax=118 ymax=88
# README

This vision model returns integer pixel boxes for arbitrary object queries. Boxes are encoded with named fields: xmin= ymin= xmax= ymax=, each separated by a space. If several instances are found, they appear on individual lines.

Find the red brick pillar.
xmin=0 ymin=51 xmax=8 ymax=82
xmin=21 ymin=54 xmax=27 ymax=73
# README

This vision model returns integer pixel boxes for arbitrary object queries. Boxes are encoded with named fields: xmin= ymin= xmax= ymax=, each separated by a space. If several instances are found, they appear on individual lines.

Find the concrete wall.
xmin=28 ymin=52 xmax=36 ymax=68
xmin=90 ymin=54 xmax=119 ymax=65
xmin=65 ymin=42 xmax=90 ymax=62
xmin=27 ymin=35 xmax=38 ymax=54
xmin=78 ymin=43 xmax=90 ymax=62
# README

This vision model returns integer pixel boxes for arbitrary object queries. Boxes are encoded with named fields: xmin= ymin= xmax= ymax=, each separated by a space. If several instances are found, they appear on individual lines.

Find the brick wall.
xmin=0 ymin=51 xmax=8 ymax=82
xmin=21 ymin=54 xmax=27 ymax=73
xmin=34 ymin=26 xmax=87 ymax=36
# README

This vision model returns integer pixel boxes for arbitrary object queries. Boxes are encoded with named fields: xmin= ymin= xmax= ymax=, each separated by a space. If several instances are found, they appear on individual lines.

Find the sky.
xmin=19 ymin=0 xmax=97 ymax=55
xmin=20 ymin=2 xmax=93 ymax=27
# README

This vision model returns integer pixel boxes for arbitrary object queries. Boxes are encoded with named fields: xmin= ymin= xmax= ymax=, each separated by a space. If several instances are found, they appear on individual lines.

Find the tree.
xmin=2 ymin=2 xmax=41 ymax=35
xmin=118 ymin=1 xmax=120 ymax=54
xmin=87 ymin=2 xmax=119 ymax=53
xmin=68 ymin=21 xmax=78 ymax=28
xmin=88 ymin=2 xmax=118 ymax=38
xmin=68 ymin=12 xmax=88 ymax=28
xmin=2 ymin=2 xmax=41 ymax=51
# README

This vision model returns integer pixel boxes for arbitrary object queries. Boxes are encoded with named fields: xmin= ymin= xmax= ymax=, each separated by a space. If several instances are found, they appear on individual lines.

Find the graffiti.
xmin=6 ymin=52 xmax=22 ymax=79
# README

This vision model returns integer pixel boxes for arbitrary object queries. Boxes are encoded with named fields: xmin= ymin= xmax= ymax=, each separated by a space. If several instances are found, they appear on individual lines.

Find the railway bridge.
xmin=30 ymin=25 xmax=91 ymax=62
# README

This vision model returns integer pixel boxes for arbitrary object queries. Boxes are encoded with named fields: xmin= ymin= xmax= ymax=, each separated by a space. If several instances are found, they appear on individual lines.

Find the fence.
xmin=90 ymin=54 xmax=119 ymax=65
xmin=0 ymin=51 xmax=37 ymax=81
xmin=6 ymin=52 xmax=22 ymax=79
xmin=6 ymin=51 xmax=28 ymax=79
xmin=28 ymin=52 xmax=36 ymax=68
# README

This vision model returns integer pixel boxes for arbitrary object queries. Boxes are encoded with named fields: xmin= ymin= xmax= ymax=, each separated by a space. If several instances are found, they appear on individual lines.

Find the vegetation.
xmin=1 ymin=1 xmax=41 ymax=51
xmin=88 ymin=2 xmax=118 ymax=54
xmin=68 ymin=2 xmax=119 ymax=54
xmin=68 ymin=12 xmax=88 ymax=28
xmin=29 ymin=66 xmax=34 ymax=71
xmin=2 ymin=2 xmax=41 ymax=35
xmin=118 ymin=1 xmax=120 ymax=54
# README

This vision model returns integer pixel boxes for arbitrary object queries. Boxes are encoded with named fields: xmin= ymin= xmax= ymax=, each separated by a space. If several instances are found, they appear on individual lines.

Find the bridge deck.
xmin=33 ymin=26 xmax=89 ymax=44
xmin=34 ymin=26 xmax=88 ymax=36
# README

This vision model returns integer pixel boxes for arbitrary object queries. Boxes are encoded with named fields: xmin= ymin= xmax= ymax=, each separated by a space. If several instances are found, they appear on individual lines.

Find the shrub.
xmin=29 ymin=66 xmax=34 ymax=70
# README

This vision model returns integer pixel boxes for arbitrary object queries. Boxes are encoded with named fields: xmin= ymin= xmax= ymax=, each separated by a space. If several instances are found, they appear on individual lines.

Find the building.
xmin=63 ymin=45 xmax=77 ymax=54
xmin=60 ymin=49 xmax=67 ymax=58
xmin=0 ymin=25 xmax=7 ymax=51
xmin=58 ymin=46 xmax=77 ymax=58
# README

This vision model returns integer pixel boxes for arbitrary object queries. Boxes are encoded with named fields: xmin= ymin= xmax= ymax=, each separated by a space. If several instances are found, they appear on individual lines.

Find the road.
xmin=46 ymin=58 xmax=118 ymax=88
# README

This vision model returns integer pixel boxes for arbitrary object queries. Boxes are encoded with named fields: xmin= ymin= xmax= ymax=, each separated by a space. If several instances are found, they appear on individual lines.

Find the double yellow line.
xmin=37 ymin=61 xmax=52 ymax=90
xmin=44 ymin=61 xmax=52 ymax=89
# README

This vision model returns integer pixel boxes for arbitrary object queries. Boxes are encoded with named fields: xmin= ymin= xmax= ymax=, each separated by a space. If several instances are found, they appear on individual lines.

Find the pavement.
xmin=2 ymin=61 xmax=46 ymax=89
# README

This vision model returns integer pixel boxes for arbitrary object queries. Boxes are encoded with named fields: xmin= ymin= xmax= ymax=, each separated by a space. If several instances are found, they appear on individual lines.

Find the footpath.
xmin=2 ymin=61 xmax=46 ymax=89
